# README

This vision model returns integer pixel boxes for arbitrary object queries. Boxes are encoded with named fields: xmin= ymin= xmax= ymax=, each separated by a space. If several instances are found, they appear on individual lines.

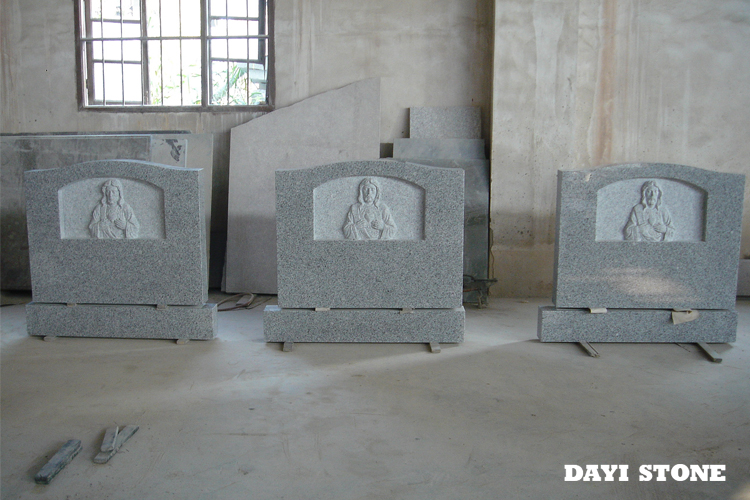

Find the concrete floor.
xmin=1 ymin=294 xmax=749 ymax=500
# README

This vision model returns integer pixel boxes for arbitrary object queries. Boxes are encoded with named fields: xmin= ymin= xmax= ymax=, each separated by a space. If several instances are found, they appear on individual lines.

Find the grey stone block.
xmin=393 ymin=138 xmax=486 ymax=160
xmin=224 ymin=79 xmax=381 ymax=294
xmin=537 ymin=306 xmax=737 ymax=343
xmin=553 ymin=163 xmax=745 ymax=310
xmin=264 ymin=305 xmax=465 ymax=343
xmin=409 ymin=107 xmax=481 ymax=139
xmin=275 ymin=160 xmax=465 ymax=309
xmin=1 ymin=132 xmax=214 ymax=291
xmin=26 ymin=302 xmax=217 ymax=340
xmin=25 ymin=160 xmax=207 ymax=305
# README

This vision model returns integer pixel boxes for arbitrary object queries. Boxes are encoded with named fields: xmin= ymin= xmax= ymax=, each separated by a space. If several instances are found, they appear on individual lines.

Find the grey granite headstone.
xmin=24 ymin=160 xmax=216 ymax=340
xmin=264 ymin=160 xmax=465 ymax=343
xmin=0 ymin=132 xmax=214 ymax=290
xmin=224 ymin=78 xmax=381 ymax=294
xmin=409 ymin=107 xmax=481 ymax=139
xmin=538 ymin=163 xmax=745 ymax=343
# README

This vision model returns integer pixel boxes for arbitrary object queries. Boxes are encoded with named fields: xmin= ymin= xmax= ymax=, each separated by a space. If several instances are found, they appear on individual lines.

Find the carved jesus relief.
xmin=342 ymin=177 xmax=397 ymax=240
xmin=623 ymin=180 xmax=675 ymax=242
xmin=89 ymin=179 xmax=140 ymax=239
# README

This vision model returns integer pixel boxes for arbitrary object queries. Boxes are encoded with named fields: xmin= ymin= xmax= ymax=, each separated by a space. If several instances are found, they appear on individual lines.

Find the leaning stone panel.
xmin=224 ymin=79 xmax=381 ymax=294
xmin=553 ymin=163 xmax=744 ymax=310
xmin=275 ymin=161 xmax=464 ymax=310
xmin=25 ymin=160 xmax=207 ymax=306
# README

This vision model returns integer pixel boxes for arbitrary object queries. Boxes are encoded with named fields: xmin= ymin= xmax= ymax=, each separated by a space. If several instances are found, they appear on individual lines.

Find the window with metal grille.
xmin=76 ymin=0 xmax=272 ymax=109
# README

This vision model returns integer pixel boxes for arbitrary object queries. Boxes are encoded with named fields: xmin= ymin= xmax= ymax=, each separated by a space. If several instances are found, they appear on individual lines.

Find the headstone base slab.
xmin=537 ymin=306 xmax=737 ymax=343
xmin=26 ymin=302 xmax=217 ymax=340
xmin=263 ymin=305 xmax=464 ymax=343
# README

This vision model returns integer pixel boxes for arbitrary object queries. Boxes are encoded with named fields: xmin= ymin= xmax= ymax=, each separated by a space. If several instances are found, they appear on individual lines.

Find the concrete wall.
xmin=4 ymin=0 xmax=748 ymax=298
xmin=1 ymin=0 xmax=495 ymax=235
xmin=491 ymin=0 xmax=750 ymax=297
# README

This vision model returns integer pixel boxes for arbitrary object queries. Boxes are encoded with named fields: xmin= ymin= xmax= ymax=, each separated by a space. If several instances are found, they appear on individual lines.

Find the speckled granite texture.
xmin=264 ymin=305 xmax=464 ymax=343
xmin=537 ymin=306 xmax=737 ymax=343
xmin=25 ymin=160 xmax=207 ymax=306
xmin=26 ymin=302 xmax=217 ymax=340
xmin=409 ymin=107 xmax=481 ymax=139
xmin=275 ymin=160 xmax=464 ymax=309
xmin=553 ymin=163 xmax=745 ymax=310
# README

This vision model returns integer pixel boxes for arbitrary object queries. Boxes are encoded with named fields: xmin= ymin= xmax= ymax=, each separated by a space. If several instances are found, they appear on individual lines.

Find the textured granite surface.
xmin=26 ymin=302 xmax=217 ymax=340
xmin=393 ymin=138 xmax=486 ymax=160
xmin=1 ymin=132 xmax=213 ymax=290
xmin=264 ymin=305 xmax=464 ymax=343
xmin=225 ymin=79 xmax=381 ymax=294
xmin=25 ymin=160 xmax=207 ymax=305
xmin=537 ymin=306 xmax=737 ymax=343
xmin=409 ymin=107 xmax=481 ymax=139
xmin=275 ymin=160 xmax=464 ymax=309
xmin=553 ymin=163 xmax=745 ymax=310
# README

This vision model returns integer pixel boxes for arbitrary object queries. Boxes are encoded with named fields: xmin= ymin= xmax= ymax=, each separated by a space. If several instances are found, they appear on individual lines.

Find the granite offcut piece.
xmin=0 ymin=132 xmax=214 ymax=291
xmin=25 ymin=160 xmax=208 ymax=306
xmin=224 ymin=78 xmax=381 ymax=294
xmin=537 ymin=307 xmax=737 ymax=343
xmin=275 ymin=160 xmax=465 ymax=309
xmin=34 ymin=439 xmax=82 ymax=485
xmin=264 ymin=306 xmax=465 ymax=343
xmin=26 ymin=303 xmax=217 ymax=340
xmin=552 ymin=163 xmax=745 ymax=310
xmin=409 ymin=107 xmax=481 ymax=139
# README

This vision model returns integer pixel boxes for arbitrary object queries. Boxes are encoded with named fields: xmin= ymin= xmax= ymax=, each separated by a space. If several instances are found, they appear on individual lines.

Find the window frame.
xmin=74 ymin=0 xmax=274 ymax=112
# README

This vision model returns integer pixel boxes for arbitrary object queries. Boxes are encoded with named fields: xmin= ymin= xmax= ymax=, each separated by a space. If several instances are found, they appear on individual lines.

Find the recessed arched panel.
xmin=58 ymin=177 xmax=165 ymax=239
xmin=595 ymin=178 xmax=706 ymax=242
xmin=313 ymin=176 xmax=425 ymax=241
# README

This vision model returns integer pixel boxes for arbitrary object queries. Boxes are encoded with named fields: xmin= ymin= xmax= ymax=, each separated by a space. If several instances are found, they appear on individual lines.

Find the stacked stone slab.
xmin=1 ymin=132 xmax=214 ymax=290
xmin=393 ymin=106 xmax=490 ymax=304
xmin=538 ymin=163 xmax=745 ymax=343
xmin=24 ymin=160 xmax=216 ymax=340
xmin=264 ymin=160 xmax=465 ymax=343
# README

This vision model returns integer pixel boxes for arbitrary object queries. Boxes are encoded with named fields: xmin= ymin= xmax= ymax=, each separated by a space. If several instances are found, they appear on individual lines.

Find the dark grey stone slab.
xmin=264 ymin=305 xmax=465 ymax=343
xmin=224 ymin=79 xmax=381 ymax=294
xmin=537 ymin=306 xmax=737 ymax=343
xmin=553 ymin=163 xmax=745 ymax=310
xmin=1 ymin=133 xmax=214 ymax=291
xmin=409 ymin=107 xmax=481 ymax=139
xmin=25 ymin=160 xmax=207 ymax=305
xmin=275 ymin=160 xmax=464 ymax=309
xmin=34 ymin=439 xmax=82 ymax=484
xmin=738 ymin=260 xmax=750 ymax=296
xmin=391 ymin=158 xmax=490 ymax=283
xmin=393 ymin=138 xmax=486 ymax=160
xmin=26 ymin=302 xmax=217 ymax=340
